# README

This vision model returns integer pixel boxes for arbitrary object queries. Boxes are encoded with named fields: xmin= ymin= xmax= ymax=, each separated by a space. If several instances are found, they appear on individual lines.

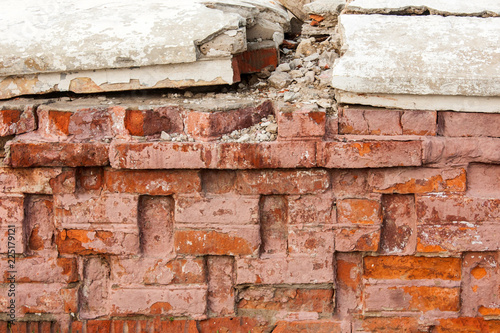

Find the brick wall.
xmin=0 ymin=99 xmax=499 ymax=332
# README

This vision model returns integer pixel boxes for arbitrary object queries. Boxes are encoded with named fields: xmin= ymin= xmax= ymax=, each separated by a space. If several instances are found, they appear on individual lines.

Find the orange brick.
xmin=354 ymin=317 xmax=420 ymax=333
xmin=337 ymin=198 xmax=382 ymax=225
xmin=56 ymin=229 xmax=139 ymax=255
xmin=433 ymin=317 xmax=490 ymax=333
xmin=161 ymin=320 xmax=199 ymax=333
xmin=277 ymin=104 xmax=326 ymax=140
xmin=272 ymin=320 xmax=343 ymax=333
xmin=363 ymin=256 xmax=461 ymax=281
xmin=335 ymin=226 xmax=380 ymax=252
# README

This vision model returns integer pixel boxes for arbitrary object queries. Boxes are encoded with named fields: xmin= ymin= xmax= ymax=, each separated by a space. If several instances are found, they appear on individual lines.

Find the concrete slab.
xmin=331 ymin=15 xmax=500 ymax=99
xmin=347 ymin=0 xmax=500 ymax=16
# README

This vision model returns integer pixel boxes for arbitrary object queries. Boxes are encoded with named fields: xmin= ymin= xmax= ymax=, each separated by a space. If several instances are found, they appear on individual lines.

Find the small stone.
xmin=188 ymin=137 xmax=195 ymax=142
xmin=266 ymin=123 xmax=278 ymax=134
xmin=296 ymin=38 xmax=317 ymax=58
xmin=237 ymin=134 xmax=250 ymax=142
xmin=160 ymin=131 xmax=171 ymax=141
xmin=317 ymin=99 xmax=332 ymax=109
xmin=261 ymin=121 xmax=271 ymax=127
xmin=184 ymin=91 xmax=194 ymax=98
xmin=277 ymin=63 xmax=291 ymax=72
xmin=304 ymin=53 xmax=320 ymax=62
xmin=290 ymin=59 xmax=303 ymax=69
xmin=268 ymin=72 xmax=292 ymax=89
xmin=290 ymin=69 xmax=304 ymax=78
xmin=283 ymin=91 xmax=298 ymax=102
xmin=304 ymin=71 xmax=316 ymax=84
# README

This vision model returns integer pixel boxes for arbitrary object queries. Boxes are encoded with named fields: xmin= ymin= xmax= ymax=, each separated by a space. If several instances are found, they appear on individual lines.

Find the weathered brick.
xmin=56 ymin=229 xmax=139 ymax=255
xmin=337 ymin=198 xmax=382 ymax=225
xmin=277 ymin=103 xmax=326 ymax=140
xmin=217 ymin=141 xmax=316 ymax=169
xmin=110 ymin=140 xmax=216 ymax=169
xmin=198 ymin=317 xmax=264 ymax=333
xmin=67 ymin=108 xmax=113 ymax=140
xmin=54 ymin=193 xmax=139 ymax=226
xmin=352 ymin=317 xmax=420 ymax=333
xmin=160 ymin=319 xmax=199 ymax=333
xmin=364 ymin=285 xmax=460 ymax=312
xmin=260 ymin=195 xmax=288 ymax=256
xmin=1 ymin=257 xmax=77 ymax=283
xmin=363 ymin=256 xmax=461 ymax=281
xmin=467 ymin=164 xmax=500 ymax=198
xmin=175 ymin=194 xmax=259 ymax=225
xmin=236 ymin=169 xmax=330 ymax=195
xmin=380 ymin=195 xmax=416 ymax=255
xmin=0 ymin=284 xmax=77 ymax=315
xmin=287 ymin=191 xmax=335 ymax=225
xmin=331 ymin=169 xmax=371 ymax=198
xmin=37 ymin=109 xmax=71 ymax=137
xmin=334 ymin=226 xmax=380 ymax=252
xmin=0 ymin=167 xmax=75 ymax=194
xmin=461 ymin=252 xmax=500 ymax=317
xmin=125 ymin=107 xmax=183 ymax=136
xmin=417 ymin=222 xmax=500 ymax=253
xmin=76 ymin=167 xmax=103 ymax=191
xmin=339 ymin=107 xmax=402 ymax=135
xmin=335 ymin=253 xmax=363 ymax=318
xmin=80 ymin=257 xmax=110 ymax=319
xmin=432 ymin=317 xmax=499 ymax=332
xmin=24 ymin=195 xmax=55 ymax=255
xmin=236 ymin=257 xmax=334 ymax=285
xmin=0 ymin=195 xmax=24 ymax=254
xmin=9 ymin=142 xmax=109 ymax=167
xmin=369 ymin=168 xmax=466 ymax=194
xmin=200 ymin=170 xmax=236 ymax=194
xmin=439 ymin=111 xmax=500 ymax=138
xmin=237 ymin=286 xmax=334 ymax=313
xmin=207 ymin=256 xmax=235 ymax=316
xmin=138 ymin=196 xmax=174 ymax=257
xmin=86 ymin=320 xmax=111 ymax=333
xmin=108 ymin=285 xmax=207 ymax=318
xmin=324 ymin=114 xmax=339 ymax=139
xmin=104 ymin=169 xmax=200 ymax=195
xmin=186 ymin=101 xmax=273 ymax=141
xmin=110 ymin=257 xmax=206 ymax=285
xmin=317 ymin=140 xmax=422 ymax=168
xmin=174 ymin=226 xmax=260 ymax=257
xmin=0 ymin=107 xmax=35 ymax=137
xmin=401 ymin=110 xmax=437 ymax=136
xmin=416 ymin=194 xmax=500 ymax=224
xmin=272 ymin=320 xmax=343 ymax=333
xmin=288 ymin=226 xmax=334 ymax=258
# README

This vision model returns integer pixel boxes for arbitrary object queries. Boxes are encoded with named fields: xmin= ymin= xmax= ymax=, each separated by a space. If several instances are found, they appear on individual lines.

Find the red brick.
xmin=380 ymin=195 xmax=416 ymax=255
xmin=0 ymin=167 xmax=75 ymax=194
xmin=287 ymin=191 xmax=336 ymax=225
xmin=54 ymin=193 xmax=139 ymax=225
xmin=110 ymin=140 xmax=216 ymax=169
xmin=370 ymin=168 xmax=466 ymax=194
xmin=352 ymin=317 xmax=420 ymax=333
xmin=236 ymin=169 xmax=329 ymax=195
xmin=334 ymin=226 xmax=380 ymax=252
xmin=207 ymin=256 xmax=235 ymax=316
xmin=186 ymin=101 xmax=273 ymax=141
xmin=108 ymin=285 xmax=207 ymax=318
xmin=0 ymin=107 xmax=35 ymax=136
xmin=467 ymin=164 xmax=500 ymax=198
xmin=432 ymin=317 xmax=493 ymax=333
xmin=110 ymin=257 xmax=206 ymax=285
xmin=288 ymin=226 xmax=334 ymax=258
xmin=24 ymin=195 xmax=55 ymax=254
xmin=417 ymin=222 xmax=500 ymax=253
xmin=439 ymin=111 xmax=500 ymax=138
xmin=217 ymin=141 xmax=316 ymax=169
xmin=77 ymin=167 xmax=103 ymax=191
xmin=0 ymin=284 xmax=77 ymax=315
xmin=199 ymin=317 xmax=266 ymax=333
xmin=272 ymin=320 xmax=343 ymax=333
xmin=277 ymin=103 xmax=326 ymax=140
xmin=138 ymin=196 xmax=174 ymax=257
xmin=401 ymin=110 xmax=437 ymax=135
xmin=174 ymin=226 xmax=260 ymax=257
xmin=200 ymin=170 xmax=236 ymax=194
xmin=56 ymin=229 xmax=139 ymax=255
xmin=125 ymin=107 xmax=183 ymax=136
xmin=317 ymin=140 xmax=422 ymax=168
xmin=237 ymin=287 xmax=334 ymax=313
xmin=80 ymin=257 xmax=110 ymax=319
xmin=363 ymin=256 xmax=461 ymax=281
xmin=335 ymin=253 xmax=363 ymax=318
xmin=260 ymin=196 xmax=288 ymax=256
xmin=1 ymin=257 xmax=77 ymax=283
xmin=422 ymin=137 xmax=500 ymax=167
xmin=86 ymin=320 xmax=112 ymax=333
xmin=0 ymin=195 xmax=24 ymax=254
xmin=339 ymin=107 xmax=402 ymax=135
xmin=9 ymin=142 xmax=109 ymax=167
xmin=416 ymin=194 xmax=500 ymax=224
xmin=331 ymin=169 xmax=370 ymax=198
xmin=37 ymin=109 xmax=72 ymax=137
xmin=324 ymin=114 xmax=339 ymax=139
xmin=175 ymin=194 xmax=259 ymax=225
xmin=70 ymin=321 xmax=84 ymax=333
xmin=104 ymin=169 xmax=200 ymax=195
xmin=234 ymin=47 xmax=278 ymax=73
xmin=337 ymin=198 xmax=382 ymax=225
xmin=236 ymin=257 xmax=334 ymax=285
xmin=461 ymin=252 xmax=500 ymax=317
xmin=364 ymin=285 xmax=460 ymax=312
xmin=161 ymin=320 xmax=199 ymax=333
xmin=67 ymin=108 xmax=113 ymax=140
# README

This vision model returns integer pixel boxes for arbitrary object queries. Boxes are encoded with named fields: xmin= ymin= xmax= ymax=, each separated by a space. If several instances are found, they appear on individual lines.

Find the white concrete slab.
xmin=304 ymin=0 xmax=346 ymax=15
xmin=347 ymin=0 xmax=500 ymax=16
xmin=331 ymin=14 xmax=500 ymax=98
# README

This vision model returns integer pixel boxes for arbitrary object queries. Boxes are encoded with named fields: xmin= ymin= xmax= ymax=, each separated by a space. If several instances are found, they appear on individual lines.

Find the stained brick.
xmin=380 ymin=195 xmax=416 ymax=255
xmin=260 ymin=195 xmax=288 ymax=256
xmin=287 ymin=191 xmax=335 ymax=225
xmin=317 ymin=140 xmax=422 ymax=168
xmin=67 ymin=108 xmax=113 ymax=140
xmin=331 ymin=169 xmax=371 ymax=198
xmin=198 ymin=317 xmax=263 ymax=333
xmin=334 ymin=226 xmax=380 ymax=252
xmin=56 ymin=229 xmax=139 ymax=255
xmin=272 ymin=320 xmax=343 ymax=333
xmin=104 ymin=169 xmax=200 ymax=195
xmin=439 ymin=111 xmax=500 ymax=138
xmin=467 ymin=164 xmax=500 ymax=198
xmin=125 ymin=107 xmax=183 ymax=136
xmin=339 ymin=107 xmax=402 ymax=135
xmin=0 ymin=167 xmax=75 ymax=194
xmin=200 ymin=170 xmax=237 ymax=194
xmin=0 ymin=195 xmax=24 ymax=254
xmin=277 ymin=103 xmax=326 ymax=140
xmin=138 ymin=196 xmax=174 ymax=257
xmin=207 ymin=256 xmax=235 ymax=316
xmin=37 ymin=109 xmax=71 ymax=137
xmin=324 ymin=114 xmax=339 ymax=139
xmin=401 ymin=110 xmax=437 ymax=136
xmin=288 ymin=226 xmax=334 ymax=258
xmin=236 ymin=169 xmax=330 ymax=195
xmin=0 ymin=257 xmax=77 ymax=283
xmin=0 ymin=107 xmax=35 ymax=136
xmin=24 ymin=195 xmax=55 ymax=255
xmin=337 ymin=198 xmax=382 ymax=225
xmin=335 ymin=253 xmax=363 ymax=318
xmin=352 ymin=317 xmax=420 ymax=333
xmin=80 ymin=257 xmax=110 ymax=319
xmin=77 ymin=167 xmax=103 ymax=191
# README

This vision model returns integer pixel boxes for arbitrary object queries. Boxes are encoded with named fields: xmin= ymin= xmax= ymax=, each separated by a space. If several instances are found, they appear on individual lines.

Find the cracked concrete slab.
xmin=0 ymin=0 xmax=288 ymax=99
xmin=346 ymin=0 xmax=500 ymax=16
xmin=331 ymin=14 xmax=500 ymax=112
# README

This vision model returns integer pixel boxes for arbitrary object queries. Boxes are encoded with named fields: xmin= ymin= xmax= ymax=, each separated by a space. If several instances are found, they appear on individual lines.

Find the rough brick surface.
xmin=138 ymin=196 xmax=174 ymax=257
xmin=277 ymin=104 xmax=326 ymax=140
xmin=439 ymin=111 xmax=500 ymax=138
xmin=0 ymin=167 xmax=75 ymax=194
xmin=125 ymin=107 xmax=183 ymax=136
xmin=0 ymin=107 xmax=35 ymax=136
xmin=379 ymin=195 xmax=417 ymax=255
xmin=260 ymin=195 xmax=288 ymax=256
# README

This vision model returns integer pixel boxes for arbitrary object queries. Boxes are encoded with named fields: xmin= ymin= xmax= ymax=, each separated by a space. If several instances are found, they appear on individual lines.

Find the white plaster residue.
xmin=332 ymin=14 xmax=500 ymax=97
